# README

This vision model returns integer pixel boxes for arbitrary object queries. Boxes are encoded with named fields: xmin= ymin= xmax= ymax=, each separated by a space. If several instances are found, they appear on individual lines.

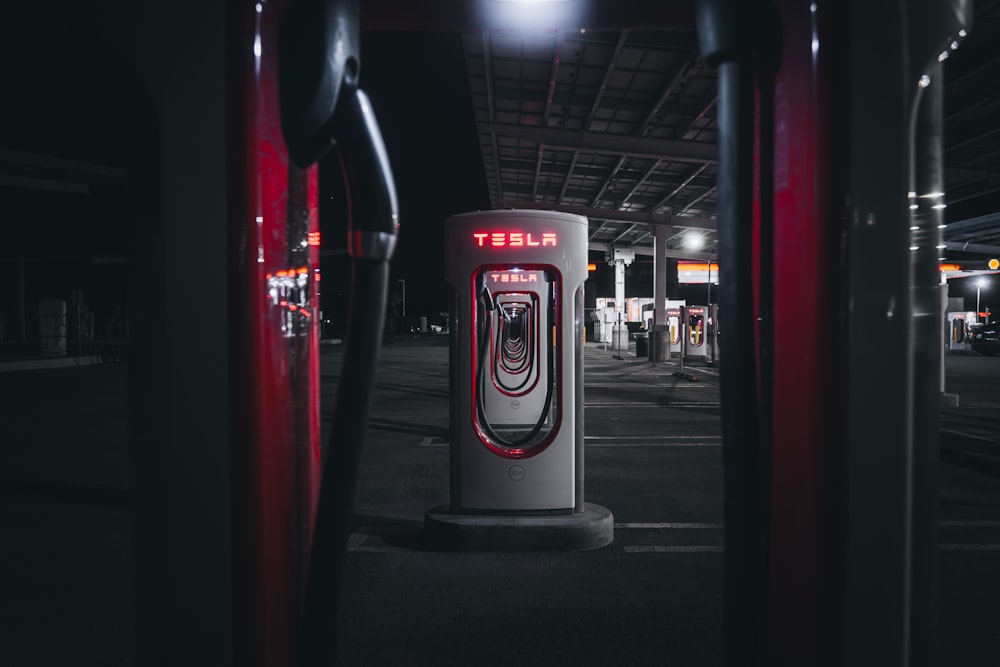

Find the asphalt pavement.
xmin=1 ymin=338 xmax=998 ymax=665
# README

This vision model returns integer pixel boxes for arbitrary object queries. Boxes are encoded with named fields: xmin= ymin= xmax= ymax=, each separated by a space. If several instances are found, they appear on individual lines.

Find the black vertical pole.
xmin=716 ymin=57 xmax=767 ymax=667
xmin=909 ymin=59 xmax=943 ymax=667
xmin=695 ymin=2 xmax=777 ymax=664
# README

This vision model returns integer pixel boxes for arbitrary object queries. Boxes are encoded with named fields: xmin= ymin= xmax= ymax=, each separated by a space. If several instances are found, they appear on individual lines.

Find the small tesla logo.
xmin=510 ymin=400 xmax=520 ymax=410
xmin=508 ymin=465 xmax=525 ymax=481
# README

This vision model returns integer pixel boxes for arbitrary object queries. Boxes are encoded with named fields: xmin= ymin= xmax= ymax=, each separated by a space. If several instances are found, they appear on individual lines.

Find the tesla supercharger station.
xmin=686 ymin=306 xmax=708 ymax=359
xmin=427 ymin=210 xmax=612 ymax=549
xmin=445 ymin=209 xmax=585 ymax=512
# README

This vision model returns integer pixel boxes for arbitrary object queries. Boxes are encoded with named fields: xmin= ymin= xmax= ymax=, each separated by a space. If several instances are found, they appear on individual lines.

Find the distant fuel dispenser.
xmin=426 ymin=209 xmax=612 ymax=551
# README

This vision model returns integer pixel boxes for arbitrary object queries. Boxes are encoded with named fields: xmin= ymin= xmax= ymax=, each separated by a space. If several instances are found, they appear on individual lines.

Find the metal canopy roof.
xmin=459 ymin=1 xmax=1000 ymax=264
xmin=463 ymin=28 xmax=719 ymax=261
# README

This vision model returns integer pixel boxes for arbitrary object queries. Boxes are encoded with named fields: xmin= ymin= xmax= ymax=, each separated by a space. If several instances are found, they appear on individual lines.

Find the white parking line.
xmin=586 ymin=435 xmax=720 ymax=440
xmin=616 ymin=522 xmax=722 ymax=529
xmin=941 ymin=520 xmax=1000 ymax=527
xmin=588 ymin=441 xmax=722 ymax=447
xmin=939 ymin=544 xmax=1000 ymax=551
xmin=585 ymin=402 xmax=721 ymax=408
xmin=625 ymin=546 xmax=724 ymax=553
xmin=585 ymin=383 xmax=713 ymax=388
xmin=940 ymin=428 xmax=1000 ymax=444
xmin=624 ymin=543 xmax=1000 ymax=554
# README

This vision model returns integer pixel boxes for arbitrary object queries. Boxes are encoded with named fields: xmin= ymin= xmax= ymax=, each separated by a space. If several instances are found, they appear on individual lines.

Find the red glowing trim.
xmin=472 ymin=231 xmax=558 ymax=248
xmin=939 ymin=263 xmax=962 ymax=271
xmin=468 ymin=263 xmax=564 ymax=460
xmin=307 ymin=231 xmax=321 ymax=246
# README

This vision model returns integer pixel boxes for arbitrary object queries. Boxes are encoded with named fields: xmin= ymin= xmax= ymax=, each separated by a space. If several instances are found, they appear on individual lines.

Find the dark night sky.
xmin=332 ymin=30 xmax=492 ymax=320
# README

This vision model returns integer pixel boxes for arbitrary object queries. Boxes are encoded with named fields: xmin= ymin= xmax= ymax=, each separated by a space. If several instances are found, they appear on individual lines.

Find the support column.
xmin=653 ymin=223 xmax=668 ymax=327
xmin=17 ymin=260 xmax=26 ymax=342
xmin=651 ymin=218 xmax=671 ymax=362
xmin=606 ymin=247 xmax=633 ymax=351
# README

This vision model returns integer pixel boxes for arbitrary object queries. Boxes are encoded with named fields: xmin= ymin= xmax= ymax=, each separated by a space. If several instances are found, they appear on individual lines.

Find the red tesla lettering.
xmin=473 ymin=231 xmax=559 ymax=248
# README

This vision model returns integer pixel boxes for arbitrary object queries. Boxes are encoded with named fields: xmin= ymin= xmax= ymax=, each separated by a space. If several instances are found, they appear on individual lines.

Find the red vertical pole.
xmin=766 ymin=1 xmax=850 ymax=665
xmin=228 ymin=1 xmax=321 ymax=664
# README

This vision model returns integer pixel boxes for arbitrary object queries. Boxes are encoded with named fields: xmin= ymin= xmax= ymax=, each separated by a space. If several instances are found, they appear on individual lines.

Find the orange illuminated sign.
xmin=473 ymin=231 xmax=557 ymax=248
xmin=677 ymin=262 xmax=720 ymax=272
xmin=587 ymin=263 xmax=597 ymax=271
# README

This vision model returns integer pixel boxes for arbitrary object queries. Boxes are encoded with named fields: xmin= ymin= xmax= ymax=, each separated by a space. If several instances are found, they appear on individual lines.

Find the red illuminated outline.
xmin=469 ymin=263 xmax=564 ymax=460
xmin=473 ymin=231 xmax=557 ymax=248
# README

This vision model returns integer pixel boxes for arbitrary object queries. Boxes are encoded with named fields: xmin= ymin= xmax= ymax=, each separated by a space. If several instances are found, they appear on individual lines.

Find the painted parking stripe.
xmin=939 ymin=544 xmax=1000 ymax=551
xmin=616 ymin=522 xmax=722 ymax=529
xmin=624 ymin=544 xmax=1000 ymax=554
xmin=586 ymin=435 xmax=720 ymax=440
xmin=625 ymin=545 xmax=724 ymax=553
xmin=585 ymin=402 xmax=721 ymax=408
xmin=941 ymin=520 xmax=1000 ymax=527
xmin=587 ymin=440 xmax=722 ymax=449
xmin=616 ymin=521 xmax=995 ymax=529
xmin=585 ymin=383 xmax=713 ymax=388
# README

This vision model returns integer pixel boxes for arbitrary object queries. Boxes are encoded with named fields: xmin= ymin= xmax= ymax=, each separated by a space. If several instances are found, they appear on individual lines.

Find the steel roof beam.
xmin=944 ymin=240 xmax=1000 ymax=254
xmin=482 ymin=122 xmax=718 ymax=164
xmin=486 ymin=89 xmax=701 ymax=118
xmin=482 ymin=32 xmax=503 ymax=205
xmin=588 ymin=241 xmax=716 ymax=261
xmin=496 ymin=199 xmax=716 ymax=230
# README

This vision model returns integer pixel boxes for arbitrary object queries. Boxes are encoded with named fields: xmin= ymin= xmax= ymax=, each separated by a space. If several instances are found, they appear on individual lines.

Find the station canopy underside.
xmin=457 ymin=1 xmax=1000 ymax=266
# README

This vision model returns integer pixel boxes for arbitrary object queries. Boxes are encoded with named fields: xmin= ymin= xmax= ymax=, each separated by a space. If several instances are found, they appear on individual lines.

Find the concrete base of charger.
xmin=424 ymin=502 xmax=614 ymax=552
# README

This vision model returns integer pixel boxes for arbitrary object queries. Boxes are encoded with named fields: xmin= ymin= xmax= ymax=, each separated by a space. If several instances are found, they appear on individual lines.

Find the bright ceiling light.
xmin=685 ymin=233 xmax=705 ymax=251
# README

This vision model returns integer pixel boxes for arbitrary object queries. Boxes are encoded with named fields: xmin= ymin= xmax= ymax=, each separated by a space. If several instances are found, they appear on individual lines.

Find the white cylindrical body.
xmin=445 ymin=210 xmax=587 ymax=513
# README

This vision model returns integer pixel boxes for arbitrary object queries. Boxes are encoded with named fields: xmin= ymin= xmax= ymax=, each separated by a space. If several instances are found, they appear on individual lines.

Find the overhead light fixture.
xmin=684 ymin=233 xmax=705 ymax=251
xmin=487 ymin=0 xmax=580 ymax=31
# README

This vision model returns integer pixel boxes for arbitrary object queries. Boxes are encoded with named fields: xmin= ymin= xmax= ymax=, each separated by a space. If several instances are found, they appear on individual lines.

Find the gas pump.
xmin=428 ymin=209 xmax=612 ymax=549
